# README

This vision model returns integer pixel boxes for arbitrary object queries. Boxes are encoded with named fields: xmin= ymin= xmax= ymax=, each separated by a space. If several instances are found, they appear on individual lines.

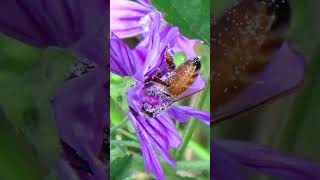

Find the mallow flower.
xmin=110 ymin=0 xmax=199 ymax=58
xmin=211 ymin=43 xmax=320 ymax=180
xmin=111 ymin=12 xmax=209 ymax=180
xmin=212 ymin=0 xmax=320 ymax=179
xmin=0 ymin=0 xmax=108 ymax=179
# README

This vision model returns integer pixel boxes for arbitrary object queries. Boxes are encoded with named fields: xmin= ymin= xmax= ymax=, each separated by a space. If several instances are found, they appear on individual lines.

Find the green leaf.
xmin=0 ymin=47 xmax=75 ymax=164
xmin=110 ymin=140 xmax=140 ymax=149
xmin=0 ymin=34 xmax=41 ymax=74
xmin=188 ymin=140 xmax=210 ymax=160
xmin=110 ymin=154 xmax=133 ymax=180
xmin=151 ymin=0 xmax=210 ymax=45
xmin=110 ymin=97 xmax=125 ymax=125
xmin=0 ymin=111 xmax=48 ymax=180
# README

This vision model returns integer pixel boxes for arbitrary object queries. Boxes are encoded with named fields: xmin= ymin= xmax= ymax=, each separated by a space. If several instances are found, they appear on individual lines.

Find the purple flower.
xmin=110 ymin=12 xmax=209 ymax=179
xmin=53 ymin=67 xmax=108 ymax=180
xmin=0 ymin=0 xmax=107 ymax=49
xmin=110 ymin=0 xmax=199 ymax=58
xmin=0 ymin=0 xmax=108 ymax=179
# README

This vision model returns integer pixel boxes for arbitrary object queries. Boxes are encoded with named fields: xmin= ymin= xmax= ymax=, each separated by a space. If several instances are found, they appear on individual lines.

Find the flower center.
xmin=142 ymin=82 xmax=173 ymax=118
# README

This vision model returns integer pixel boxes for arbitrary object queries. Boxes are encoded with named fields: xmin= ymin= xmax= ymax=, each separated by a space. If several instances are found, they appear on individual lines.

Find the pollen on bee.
xmin=142 ymin=83 xmax=173 ymax=118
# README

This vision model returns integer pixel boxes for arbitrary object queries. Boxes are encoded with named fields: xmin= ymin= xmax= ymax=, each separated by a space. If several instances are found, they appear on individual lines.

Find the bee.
xmin=142 ymin=48 xmax=201 ymax=118
xmin=212 ymin=0 xmax=291 ymax=107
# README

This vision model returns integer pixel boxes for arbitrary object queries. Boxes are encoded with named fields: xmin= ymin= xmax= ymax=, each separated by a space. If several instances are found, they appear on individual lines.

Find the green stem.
xmin=110 ymin=140 xmax=140 ymax=149
xmin=116 ymin=129 xmax=138 ymax=141
xmin=132 ymin=155 xmax=210 ymax=170
xmin=110 ymin=118 xmax=128 ymax=133
xmin=278 ymin=46 xmax=320 ymax=151
xmin=175 ymin=84 xmax=209 ymax=160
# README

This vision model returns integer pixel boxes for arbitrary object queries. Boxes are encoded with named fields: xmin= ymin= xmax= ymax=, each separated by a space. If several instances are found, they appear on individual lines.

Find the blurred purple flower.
xmin=212 ymin=43 xmax=320 ymax=180
xmin=213 ymin=43 xmax=305 ymax=122
xmin=110 ymin=0 xmax=199 ymax=58
xmin=110 ymin=12 xmax=209 ymax=179
xmin=0 ymin=0 xmax=107 ymax=48
xmin=0 ymin=0 xmax=108 ymax=179
xmin=53 ymin=67 xmax=108 ymax=180
xmin=212 ymin=140 xmax=320 ymax=180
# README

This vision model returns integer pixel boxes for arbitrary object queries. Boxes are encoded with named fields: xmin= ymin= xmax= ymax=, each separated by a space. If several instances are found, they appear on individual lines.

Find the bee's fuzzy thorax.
xmin=165 ymin=59 xmax=200 ymax=97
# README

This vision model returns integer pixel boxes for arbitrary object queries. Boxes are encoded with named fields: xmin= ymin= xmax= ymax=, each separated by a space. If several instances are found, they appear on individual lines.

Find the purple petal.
xmin=110 ymin=0 xmax=152 ymax=38
xmin=54 ymin=158 xmax=81 ymax=180
xmin=110 ymin=33 xmax=137 ymax=76
xmin=135 ymin=114 xmax=176 ymax=167
xmin=137 ymin=12 xmax=161 ymax=80
xmin=133 ymin=24 xmax=180 ymax=69
xmin=151 ymin=115 xmax=182 ymax=149
xmin=137 ymin=0 xmax=151 ymax=6
xmin=175 ymin=75 xmax=206 ymax=100
xmin=127 ymin=83 xmax=144 ymax=114
xmin=128 ymin=112 xmax=166 ymax=180
xmin=127 ymin=84 xmax=180 ymax=167
xmin=214 ymin=43 xmax=305 ymax=122
xmin=152 ymin=26 xmax=180 ymax=75
xmin=217 ymin=140 xmax=320 ymax=180
xmin=0 ymin=0 xmax=107 ymax=48
xmin=211 ymin=142 xmax=246 ymax=180
xmin=53 ymin=67 xmax=107 ymax=179
xmin=53 ymin=68 xmax=105 ymax=158
xmin=72 ymin=25 xmax=107 ymax=67
xmin=134 ymin=12 xmax=180 ymax=80
xmin=168 ymin=105 xmax=210 ymax=125
xmin=172 ymin=35 xmax=199 ymax=58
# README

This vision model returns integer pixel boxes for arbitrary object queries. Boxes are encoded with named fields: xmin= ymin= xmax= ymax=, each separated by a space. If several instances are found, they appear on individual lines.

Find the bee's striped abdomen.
xmin=165 ymin=58 xmax=200 ymax=97
xmin=212 ymin=0 xmax=291 ymax=107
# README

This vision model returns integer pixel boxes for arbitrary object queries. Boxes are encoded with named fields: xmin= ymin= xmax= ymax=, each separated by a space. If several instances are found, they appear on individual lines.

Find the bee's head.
xmin=189 ymin=57 xmax=201 ymax=71
xmin=259 ymin=0 xmax=291 ymax=30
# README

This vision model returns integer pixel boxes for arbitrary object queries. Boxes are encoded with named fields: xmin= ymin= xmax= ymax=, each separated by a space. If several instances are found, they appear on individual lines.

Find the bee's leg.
xmin=144 ymin=68 xmax=161 ymax=82
xmin=152 ymin=78 xmax=169 ymax=87
xmin=144 ymin=75 xmax=169 ymax=87
xmin=155 ymin=68 xmax=162 ymax=78
xmin=165 ymin=46 xmax=176 ymax=71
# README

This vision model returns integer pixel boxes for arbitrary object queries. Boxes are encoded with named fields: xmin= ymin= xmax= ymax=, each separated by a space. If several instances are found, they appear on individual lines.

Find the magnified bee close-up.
xmin=142 ymin=48 xmax=202 ymax=118
xmin=212 ymin=0 xmax=320 ymax=179
xmin=212 ymin=0 xmax=295 ymax=121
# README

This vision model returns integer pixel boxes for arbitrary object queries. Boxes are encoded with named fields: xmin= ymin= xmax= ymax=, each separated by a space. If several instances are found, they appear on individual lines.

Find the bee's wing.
xmin=173 ymin=75 xmax=206 ymax=102
xmin=213 ymin=43 xmax=305 ymax=123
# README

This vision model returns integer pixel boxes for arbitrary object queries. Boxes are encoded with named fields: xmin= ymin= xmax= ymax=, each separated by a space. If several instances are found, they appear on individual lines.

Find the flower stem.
xmin=278 ymin=46 xmax=320 ymax=151
xmin=111 ymin=140 xmax=140 ymax=148
xmin=110 ymin=118 xmax=128 ymax=133
xmin=175 ymin=84 xmax=210 ymax=160
xmin=117 ymin=129 xmax=138 ymax=141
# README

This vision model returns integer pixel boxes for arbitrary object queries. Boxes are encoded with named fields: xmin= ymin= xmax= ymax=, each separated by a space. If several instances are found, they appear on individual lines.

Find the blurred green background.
xmin=214 ymin=0 xmax=320 ymax=179
xmin=0 ymin=34 xmax=74 ymax=180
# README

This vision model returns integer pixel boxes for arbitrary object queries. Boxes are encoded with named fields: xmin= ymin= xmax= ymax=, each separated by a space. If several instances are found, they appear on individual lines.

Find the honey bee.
xmin=212 ymin=0 xmax=291 ymax=108
xmin=142 ymin=48 xmax=201 ymax=117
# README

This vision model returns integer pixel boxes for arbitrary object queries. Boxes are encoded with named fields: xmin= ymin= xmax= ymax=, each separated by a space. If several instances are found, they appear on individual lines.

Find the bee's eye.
xmin=190 ymin=57 xmax=201 ymax=71
xmin=262 ymin=0 xmax=291 ymax=30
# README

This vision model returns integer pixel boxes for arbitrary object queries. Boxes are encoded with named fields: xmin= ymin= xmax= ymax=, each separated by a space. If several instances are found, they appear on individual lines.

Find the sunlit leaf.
xmin=151 ymin=0 xmax=210 ymax=45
